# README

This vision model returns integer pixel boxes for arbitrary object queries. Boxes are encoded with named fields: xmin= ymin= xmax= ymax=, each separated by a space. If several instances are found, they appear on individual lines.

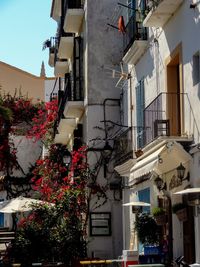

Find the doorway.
xmin=166 ymin=47 xmax=183 ymax=136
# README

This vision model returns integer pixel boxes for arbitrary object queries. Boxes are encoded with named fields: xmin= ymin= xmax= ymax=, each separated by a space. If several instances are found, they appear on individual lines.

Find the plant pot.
xmin=154 ymin=214 xmax=166 ymax=225
xmin=176 ymin=208 xmax=188 ymax=222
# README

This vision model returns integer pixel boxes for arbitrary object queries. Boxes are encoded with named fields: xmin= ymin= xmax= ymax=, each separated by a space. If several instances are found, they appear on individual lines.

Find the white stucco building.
xmin=49 ymin=0 xmax=124 ymax=260
xmin=0 ymin=62 xmax=57 ymax=229
xmin=114 ymin=0 xmax=200 ymax=265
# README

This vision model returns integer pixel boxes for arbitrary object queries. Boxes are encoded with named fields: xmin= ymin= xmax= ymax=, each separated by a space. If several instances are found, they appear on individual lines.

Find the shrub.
xmin=134 ymin=213 xmax=159 ymax=245
xmin=172 ymin=203 xmax=186 ymax=213
xmin=152 ymin=207 xmax=165 ymax=216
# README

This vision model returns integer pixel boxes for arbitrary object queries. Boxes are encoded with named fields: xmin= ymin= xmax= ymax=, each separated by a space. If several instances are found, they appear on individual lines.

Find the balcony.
xmin=54 ymin=60 xmax=69 ymax=77
xmin=63 ymin=0 xmax=84 ymax=34
xmin=143 ymin=0 xmax=184 ymax=28
xmin=136 ymin=92 xmax=199 ymax=149
xmin=49 ymin=49 xmax=55 ymax=67
xmin=51 ymin=0 xmax=62 ymax=21
xmin=63 ymin=79 xmax=84 ymax=120
xmin=57 ymin=74 xmax=84 ymax=123
xmin=57 ymin=35 xmax=74 ymax=60
xmin=114 ymin=128 xmax=134 ymax=166
xmin=54 ymin=118 xmax=77 ymax=144
xmin=54 ymin=132 xmax=71 ymax=145
xmin=47 ymin=37 xmax=58 ymax=67
xmin=122 ymin=13 xmax=148 ymax=65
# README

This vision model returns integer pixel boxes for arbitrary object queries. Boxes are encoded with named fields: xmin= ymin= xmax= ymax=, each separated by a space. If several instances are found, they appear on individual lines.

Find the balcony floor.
xmin=143 ymin=0 xmax=183 ymax=27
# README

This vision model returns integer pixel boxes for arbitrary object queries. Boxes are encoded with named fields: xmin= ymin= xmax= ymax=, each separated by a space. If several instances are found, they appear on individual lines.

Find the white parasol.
xmin=174 ymin=188 xmax=200 ymax=194
xmin=123 ymin=201 xmax=151 ymax=207
xmin=0 ymin=196 xmax=54 ymax=213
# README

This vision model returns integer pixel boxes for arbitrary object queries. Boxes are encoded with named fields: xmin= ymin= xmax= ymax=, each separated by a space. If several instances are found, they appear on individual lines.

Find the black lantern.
xmin=176 ymin=163 xmax=186 ymax=180
xmin=154 ymin=176 xmax=167 ymax=191
xmin=62 ymin=150 xmax=72 ymax=166
xmin=102 ymin=142 xmax=113 ymax=159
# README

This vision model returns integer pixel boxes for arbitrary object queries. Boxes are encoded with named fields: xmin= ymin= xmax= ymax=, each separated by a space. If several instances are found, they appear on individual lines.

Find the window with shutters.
xmin=193 ymin=51 xmax=200 ymax=86
xmin=136 ymin=79 xmax=145 ymax=148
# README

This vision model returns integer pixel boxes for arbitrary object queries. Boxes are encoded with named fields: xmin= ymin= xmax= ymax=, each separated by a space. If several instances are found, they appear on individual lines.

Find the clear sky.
xmin=0 ymin=0 xmax=57 ymax=77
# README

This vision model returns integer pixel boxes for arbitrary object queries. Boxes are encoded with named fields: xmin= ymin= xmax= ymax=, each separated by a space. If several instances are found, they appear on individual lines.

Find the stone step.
xmin=0 ymin=236 xmax=15 ymax=243
xmin=0 ymin=227 xmax=9 ymax=232
xmin=0 ymin=231 xmax=15 ymax=237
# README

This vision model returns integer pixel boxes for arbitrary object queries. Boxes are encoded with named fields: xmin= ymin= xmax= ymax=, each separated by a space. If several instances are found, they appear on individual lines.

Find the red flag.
xmin=118 ymin=16 xmax=126 ymax=33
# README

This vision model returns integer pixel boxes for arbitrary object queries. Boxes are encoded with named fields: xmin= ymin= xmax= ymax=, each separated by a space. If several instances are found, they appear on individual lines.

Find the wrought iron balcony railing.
xmin=123 ymin=12 xmax=147 ymax=55
xmin=136 ymin=92 xmax=200 ymax=148
xmin=146 ymin=0 xmax=163 ymax=10
xmin=114 ymin=127 xmax=134 ymax=166
xmin=57 ymin=72 xmax=83 ymax=118
xmin=64 ymin=0 xmax=84 ymax=10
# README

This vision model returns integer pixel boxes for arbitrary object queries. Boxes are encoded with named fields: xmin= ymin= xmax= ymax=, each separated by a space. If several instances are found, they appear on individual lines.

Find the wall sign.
xmin=89 ymin=212 xmax=111 ymax=236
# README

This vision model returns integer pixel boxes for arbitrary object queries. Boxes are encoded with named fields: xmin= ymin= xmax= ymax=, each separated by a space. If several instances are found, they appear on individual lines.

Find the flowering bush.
xmin=12 ymin=144 xmax=89 ymax=264
xmin=0 ymin=93 xmax=44 ymax=174
xmin=0 ymin=92 xmax=107 ymax=264
xmin=27 ymin=99 xmax=58 ymax=146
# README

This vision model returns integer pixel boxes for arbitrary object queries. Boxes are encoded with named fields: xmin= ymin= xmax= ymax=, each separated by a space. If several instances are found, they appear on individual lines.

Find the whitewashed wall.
xmin=129 ymin=1 xmax=200 ymax=144
xmin=84 ymin=0 xmax=124 ymax=259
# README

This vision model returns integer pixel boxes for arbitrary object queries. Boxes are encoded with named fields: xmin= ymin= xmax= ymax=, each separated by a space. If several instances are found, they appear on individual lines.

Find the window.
xmin=138 ymin=188 xmax=150 ymax=213
xmin=193 ymin=52 xmax=200 ymax=86
xmin=120 ymin=81 xmax=129 ymax=126
xmin=136 ymin=79 xmax=145 ymax=148
xmin=138 ymin=188 xmax=150 ymax=254
xmin=89 ymin=212 xmax=111 ymax=236
xmin=0 ymin=198 xmax=4 ymax=227
xmin=127 ymin=0 xmax=136 ymax=20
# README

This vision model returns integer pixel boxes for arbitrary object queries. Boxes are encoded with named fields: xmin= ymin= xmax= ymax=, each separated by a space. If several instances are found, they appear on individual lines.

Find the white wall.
xmin=130 ymin=1 xmax=200 ymax=144
xmin=45 ymin=78 xmax=59 ymax=102
xmin=84 ymin=0 xmax=124 ymax=259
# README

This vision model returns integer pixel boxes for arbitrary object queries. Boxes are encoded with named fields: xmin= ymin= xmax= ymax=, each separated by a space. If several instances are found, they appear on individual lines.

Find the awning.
xmin=114 ymin=158 xmax=136 ymax=177
xmin=174 ymin=188 xmax=200 ymax=194
xmin=130 ymin=141 xmax=192 ymax=180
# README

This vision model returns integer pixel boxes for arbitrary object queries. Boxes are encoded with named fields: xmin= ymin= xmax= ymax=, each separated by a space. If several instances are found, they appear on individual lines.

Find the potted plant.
xmin=172 ymin=203 xmax=187 ymax=222
xmin=134 ymin=213 xmax=159 ymax=246
xmin=152 ymin=207 xmax=166 ymax=225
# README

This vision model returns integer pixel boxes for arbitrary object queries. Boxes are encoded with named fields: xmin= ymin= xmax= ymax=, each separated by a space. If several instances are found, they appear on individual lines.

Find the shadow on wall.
xmin=134 ymin=41 xmax=155 ymax=81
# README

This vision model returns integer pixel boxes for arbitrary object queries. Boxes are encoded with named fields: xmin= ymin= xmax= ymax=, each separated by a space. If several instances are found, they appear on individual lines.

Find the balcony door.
xmin=166 ymin=47 xmax=183 ymax=136
xmin=127 ymin=0 xmax=136 ymax=20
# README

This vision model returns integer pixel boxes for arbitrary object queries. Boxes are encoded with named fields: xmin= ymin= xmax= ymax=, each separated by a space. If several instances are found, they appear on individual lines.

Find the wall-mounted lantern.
xmin=176 ymin=163 xmax=190 ymax=181
xmin=62 ymin=150 xmax=72 ymax=167
xmin=154 ymin=176 xmax=167 ymax=191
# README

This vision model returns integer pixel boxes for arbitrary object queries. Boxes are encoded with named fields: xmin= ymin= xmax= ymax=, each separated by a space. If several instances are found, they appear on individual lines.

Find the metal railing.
xmin=63 ymin=74 xmax=83 ymax=103
xmin=138 ymin=92 xmax=200 ymax=147
xmin=123 ymin=12 xmax=147 ymax=55
xmin=114 ymin=127 xmax=133 ymax=166
xmin=45 ymin=37 xmax=58 ymax=55
xmin=146 ymin=0 xmax=163 ymax=10
xmin=64 ymin=0 xmax=84 ymax=10
xmin=57 ymin=72 xmax=83 ymax=123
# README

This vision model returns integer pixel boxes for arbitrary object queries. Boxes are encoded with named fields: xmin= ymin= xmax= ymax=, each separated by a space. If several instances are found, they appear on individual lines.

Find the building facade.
xmin=114 ymin=0 xmax=200 ymax=265
xmin=0 ymin=61 xmax=58 ymax=229
xmin=49 ymin=0 xmax=124 ymax=260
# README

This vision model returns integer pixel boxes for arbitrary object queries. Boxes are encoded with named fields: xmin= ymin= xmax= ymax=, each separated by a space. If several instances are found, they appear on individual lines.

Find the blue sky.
xmin=0 ymin=0 xmax=57 ymax=77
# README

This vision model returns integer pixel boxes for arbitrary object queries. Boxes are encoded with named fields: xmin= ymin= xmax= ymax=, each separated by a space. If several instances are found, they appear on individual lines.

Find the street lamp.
xmin=176 ymin=163 xmax=186 ymax=180
xmin=62 ymin=150 xmax=72 ymax=166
